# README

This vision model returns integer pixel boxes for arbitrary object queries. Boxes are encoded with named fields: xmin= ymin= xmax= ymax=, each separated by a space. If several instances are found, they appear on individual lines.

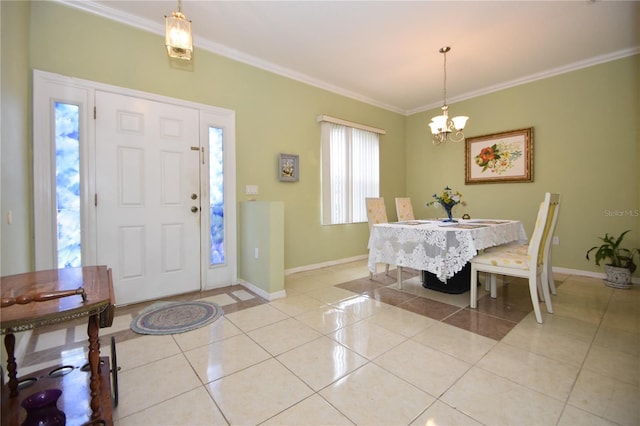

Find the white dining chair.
xmin=366 ymin=197 xmax=391 ymax=278
xmin=395 ymin=197 xmax=415 ymax=221
xmin=485 ymin=193 xmax=562 ymax=298
xmin=470 ymin=192 xmax=559 ymax=324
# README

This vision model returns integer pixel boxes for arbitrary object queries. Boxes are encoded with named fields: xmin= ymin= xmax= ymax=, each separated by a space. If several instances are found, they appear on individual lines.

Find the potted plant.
xmin=586 ymin=229 xmax=638 ymax=289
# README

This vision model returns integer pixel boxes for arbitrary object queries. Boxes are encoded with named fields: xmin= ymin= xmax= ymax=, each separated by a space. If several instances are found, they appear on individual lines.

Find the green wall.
xmin=1 ymin=0 xmax=32 ymax=276
xmin=1 ymin=1 xmax=638 ymax=277
xmin=23 ymin=1 xmax=406 ymax=271
xmin=407 ymin=55 xmax=639 ymax=275
xmin=240 ymin=201 xmax=285 ymax=296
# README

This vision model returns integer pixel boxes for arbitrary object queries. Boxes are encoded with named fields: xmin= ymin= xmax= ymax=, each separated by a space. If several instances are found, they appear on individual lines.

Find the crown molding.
xmin=408 ymin=46 xmax=640 ymax=116
xmin=56 ymin=0 xmax=406 ymax=114
xmin=57 ymin=1 xmax=639 ymax=117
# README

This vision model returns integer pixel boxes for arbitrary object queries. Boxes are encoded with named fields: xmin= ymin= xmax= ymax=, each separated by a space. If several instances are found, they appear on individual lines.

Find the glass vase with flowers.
xmin=426 ymin=186 xmax=466 ymax=222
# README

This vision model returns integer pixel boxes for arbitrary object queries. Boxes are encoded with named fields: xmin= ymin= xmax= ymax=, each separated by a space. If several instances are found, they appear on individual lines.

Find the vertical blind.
xmin=320 ymin=116 xmax=384 ymax=225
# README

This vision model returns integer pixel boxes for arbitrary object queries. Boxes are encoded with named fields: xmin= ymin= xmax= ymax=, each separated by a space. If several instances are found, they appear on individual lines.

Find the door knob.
xmin=191 ymin=206 xmax=199 ymax=213
xmin=191 ymin=193 xmax=198 ymax=200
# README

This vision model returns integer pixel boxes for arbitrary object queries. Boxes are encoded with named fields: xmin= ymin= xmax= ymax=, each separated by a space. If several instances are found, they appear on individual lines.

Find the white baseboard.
xmin=552 ymin=266 xmax=640 ymax=284
xmin=284 ymin=254 xmax=368 ymax=275
xmin=237 ymin=279 xmax=287 ymax=301
xmin=15 ymin=330 xmax=31 ymax=364
xmin=283 ymin=256 xmax=639 ymax=285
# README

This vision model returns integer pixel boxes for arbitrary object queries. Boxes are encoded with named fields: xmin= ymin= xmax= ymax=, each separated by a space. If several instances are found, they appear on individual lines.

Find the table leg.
xmin=397 ymin=266 xmax=403 ymax=290
xmin=4 ymin=333 xmax=18 ymax=397
xmin=87 ymin=314 xmax=102 ymax=420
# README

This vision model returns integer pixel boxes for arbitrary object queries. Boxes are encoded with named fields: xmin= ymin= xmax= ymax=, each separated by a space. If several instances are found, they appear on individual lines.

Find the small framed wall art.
xmin=465 ymin=127 xmax=533 ymax=184
xmin=278 ymin=153 xmax=299 ymax=182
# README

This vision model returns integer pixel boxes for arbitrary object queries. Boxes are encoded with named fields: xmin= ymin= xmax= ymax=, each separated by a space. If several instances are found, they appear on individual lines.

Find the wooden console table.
xmin=1 ymin=266 xmax=115 ymax=425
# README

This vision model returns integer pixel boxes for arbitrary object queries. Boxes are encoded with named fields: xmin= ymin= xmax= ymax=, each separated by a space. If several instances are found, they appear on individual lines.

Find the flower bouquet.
xmin=475 ymin=142 xmax=523 ymax=175
xmin=426 ymin=186 xmax=466 ymax=222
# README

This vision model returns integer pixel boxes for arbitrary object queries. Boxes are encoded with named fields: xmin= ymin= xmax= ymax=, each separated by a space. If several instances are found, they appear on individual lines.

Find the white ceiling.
xmin=65 ymin=0 xmax=639 ymax=115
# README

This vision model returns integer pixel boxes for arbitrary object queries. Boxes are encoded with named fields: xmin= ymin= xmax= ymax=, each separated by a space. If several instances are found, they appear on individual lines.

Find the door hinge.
xmin=94 ymin=193 xmax=98 ymax=206
xmin=93 ymin=106 xmax=96 ymax=120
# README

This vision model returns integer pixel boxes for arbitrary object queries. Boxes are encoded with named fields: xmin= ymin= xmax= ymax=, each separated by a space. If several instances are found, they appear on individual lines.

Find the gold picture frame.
xmin=465 ymin=127 xmax=533 ymax=184
xmin=278 ymin=153 xmax=299 ymax=182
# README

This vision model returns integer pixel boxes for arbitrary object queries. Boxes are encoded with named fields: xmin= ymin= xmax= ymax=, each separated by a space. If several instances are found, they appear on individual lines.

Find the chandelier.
xmin=165 ymin=0 xmax=193 ymax=60
xmin=429 ymin=47 xmax=468 ymax=145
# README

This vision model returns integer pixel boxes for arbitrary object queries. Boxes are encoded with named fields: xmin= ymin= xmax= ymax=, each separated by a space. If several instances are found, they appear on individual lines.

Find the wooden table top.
xmin=0 ymin=266 xmax=114 ymax=334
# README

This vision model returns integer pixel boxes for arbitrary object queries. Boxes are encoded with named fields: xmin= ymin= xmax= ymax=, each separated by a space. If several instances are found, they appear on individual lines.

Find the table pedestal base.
xmin=421 ymin=263 xmax=472 ymax=294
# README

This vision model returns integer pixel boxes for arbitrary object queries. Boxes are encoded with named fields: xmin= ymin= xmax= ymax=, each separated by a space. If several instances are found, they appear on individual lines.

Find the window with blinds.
xmin=319 ymin=116 xmax=384 ymax=225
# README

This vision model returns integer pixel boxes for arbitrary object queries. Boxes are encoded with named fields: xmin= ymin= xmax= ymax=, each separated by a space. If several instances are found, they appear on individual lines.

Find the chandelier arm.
xmin=448 ymin=130 xmax=465 ymax=143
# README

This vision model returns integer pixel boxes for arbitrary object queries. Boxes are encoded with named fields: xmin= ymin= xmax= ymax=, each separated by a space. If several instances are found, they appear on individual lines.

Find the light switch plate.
xmin=245 ymin=185 xmax=258 ymax=195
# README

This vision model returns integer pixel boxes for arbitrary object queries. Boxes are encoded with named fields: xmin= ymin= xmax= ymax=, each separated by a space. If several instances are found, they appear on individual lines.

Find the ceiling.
xmin=65 ymin=0 xmax=639 ymax=115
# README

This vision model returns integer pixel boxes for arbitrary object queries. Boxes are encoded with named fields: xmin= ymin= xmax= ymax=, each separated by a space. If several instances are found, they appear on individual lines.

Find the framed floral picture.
xmin=465 ymin=127 xmax=533 ymax=184
xmin=278 ymin=153 xmax=299 ymax=182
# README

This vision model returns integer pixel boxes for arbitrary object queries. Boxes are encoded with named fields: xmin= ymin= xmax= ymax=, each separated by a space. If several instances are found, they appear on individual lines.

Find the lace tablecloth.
xmin=367 ymin=220 xmax=527 ymax=282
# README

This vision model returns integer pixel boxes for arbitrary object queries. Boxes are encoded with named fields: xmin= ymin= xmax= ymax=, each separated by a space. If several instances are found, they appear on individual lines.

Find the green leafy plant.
xmin=586 ymin=230 xmax=639 ymax=273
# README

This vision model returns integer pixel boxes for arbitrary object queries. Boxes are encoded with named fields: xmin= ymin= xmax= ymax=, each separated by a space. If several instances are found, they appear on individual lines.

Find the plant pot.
xmin=604 ymin=265 xmax=632 ymax=289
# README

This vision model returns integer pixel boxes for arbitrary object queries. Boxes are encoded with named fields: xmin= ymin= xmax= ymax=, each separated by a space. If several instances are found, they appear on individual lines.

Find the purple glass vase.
xmin=21 ymin=388 xmax=66 ymax=426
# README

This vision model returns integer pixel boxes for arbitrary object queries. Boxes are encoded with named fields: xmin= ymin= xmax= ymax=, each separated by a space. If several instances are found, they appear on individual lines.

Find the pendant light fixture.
xmin=429 ymin=47 xmax=468 ymax=145
xmin=165 ymin=0 xmax=193 ymax=60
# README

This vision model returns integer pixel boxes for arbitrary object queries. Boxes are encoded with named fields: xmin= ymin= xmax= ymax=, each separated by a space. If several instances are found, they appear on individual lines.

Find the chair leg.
xmin=537 ymin=276 xmax=546 ymax=302
xmin=547 ymin=264 xmax=557 ymax=295
xmin=541 ymin=272 xmax=553 ymax=314
xmin=528 ymin=275 xmax=543 ymax=324
xmin=470 ymin=267 xmax=478 ymax=308
xmin=490 ymin=274 xmax=497 ymax=298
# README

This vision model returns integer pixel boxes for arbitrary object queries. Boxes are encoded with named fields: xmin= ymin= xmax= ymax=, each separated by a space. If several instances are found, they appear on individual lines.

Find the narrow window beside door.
xmin=55 ymin=102 xmax=81 ymax=268
xmin=209 ymin=127 xmax=225 ymax=265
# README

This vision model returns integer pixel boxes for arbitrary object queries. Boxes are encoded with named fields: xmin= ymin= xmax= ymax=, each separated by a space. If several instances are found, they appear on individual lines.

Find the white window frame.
xmin=319 ymin=115 xmax=385 ymax=225
xmin=33 ymin=71 xmax=95 ymax=270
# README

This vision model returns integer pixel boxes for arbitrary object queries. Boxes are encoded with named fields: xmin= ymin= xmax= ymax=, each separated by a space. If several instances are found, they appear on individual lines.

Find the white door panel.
xmin=96 ymin=91 xmax=201 ymax=305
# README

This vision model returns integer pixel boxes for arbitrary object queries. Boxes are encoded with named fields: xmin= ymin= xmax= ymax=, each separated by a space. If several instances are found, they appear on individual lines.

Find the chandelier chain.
xmin=442 ymin=49 xmax=447 ymax=107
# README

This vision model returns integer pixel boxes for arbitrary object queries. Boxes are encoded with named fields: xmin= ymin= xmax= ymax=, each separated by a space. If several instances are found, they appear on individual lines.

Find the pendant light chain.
xmin=442 ymin=48 xmax=447 ymax=107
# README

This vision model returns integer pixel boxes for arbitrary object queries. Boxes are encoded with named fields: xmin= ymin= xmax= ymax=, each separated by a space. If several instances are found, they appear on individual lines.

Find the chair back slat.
xmin=366 ymin=198 xmax=388 ymax=230
xmin=527 ymin=193 xmax=561 ymax=268
xmin=395 ymin=197 xmax=415 ymax=221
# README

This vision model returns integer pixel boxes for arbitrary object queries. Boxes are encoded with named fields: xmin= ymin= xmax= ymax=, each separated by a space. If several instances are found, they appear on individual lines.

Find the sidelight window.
xmin=55 ymin=102 xmax=81 ymax=268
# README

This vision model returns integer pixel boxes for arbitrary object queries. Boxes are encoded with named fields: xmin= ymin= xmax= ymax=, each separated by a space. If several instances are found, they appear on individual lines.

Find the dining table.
xmin=367 ymin=219 xmax=527 ymax=290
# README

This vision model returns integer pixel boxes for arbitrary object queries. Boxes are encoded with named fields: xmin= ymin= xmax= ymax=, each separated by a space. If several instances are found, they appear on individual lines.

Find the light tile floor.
xmin=9 ymin=260 xmax=640 ymax=425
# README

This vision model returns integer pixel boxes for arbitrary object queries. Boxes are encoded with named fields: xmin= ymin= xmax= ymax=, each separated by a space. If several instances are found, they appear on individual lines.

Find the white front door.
xmin=95 ymin=91 xmax=201 ymax=305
